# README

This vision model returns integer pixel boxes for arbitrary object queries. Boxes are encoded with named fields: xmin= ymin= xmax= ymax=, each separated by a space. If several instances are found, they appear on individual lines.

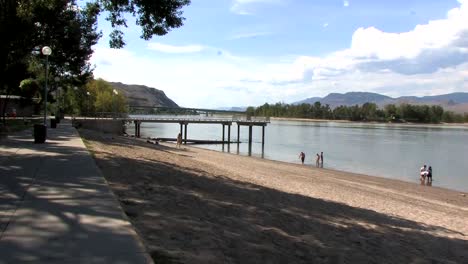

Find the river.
xmin=131 ymin=116 xmax=468 ymax=192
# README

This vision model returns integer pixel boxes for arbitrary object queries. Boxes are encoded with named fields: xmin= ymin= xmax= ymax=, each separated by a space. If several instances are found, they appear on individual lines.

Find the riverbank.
xmin=80 ymin=129 xmax=468 ymax=263
xmin=271 ymin=117 xmax=468 ymax=128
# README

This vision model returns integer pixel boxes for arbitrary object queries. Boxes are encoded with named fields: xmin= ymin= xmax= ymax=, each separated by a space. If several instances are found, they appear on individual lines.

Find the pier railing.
xmin=82 ymin=112 xmax=270 ymax=123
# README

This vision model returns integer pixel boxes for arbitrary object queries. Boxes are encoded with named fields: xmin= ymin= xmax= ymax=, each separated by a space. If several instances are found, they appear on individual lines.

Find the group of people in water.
xmin=299 ymin=151 xmax=324 ymax=168
xmin=420 ymin=164 xmax=433 ymax=186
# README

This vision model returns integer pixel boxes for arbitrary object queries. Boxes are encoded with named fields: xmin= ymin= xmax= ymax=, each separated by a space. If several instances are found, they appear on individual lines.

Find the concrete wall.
xmin=74 ymin=118 xmax=125 ymax=135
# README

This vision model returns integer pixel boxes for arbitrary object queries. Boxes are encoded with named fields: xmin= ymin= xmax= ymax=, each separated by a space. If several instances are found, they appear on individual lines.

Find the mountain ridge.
xmin=294 ymin=92 xmax=468 ymax=113
xmin=109 ymin=82 xmax=179 ymax=108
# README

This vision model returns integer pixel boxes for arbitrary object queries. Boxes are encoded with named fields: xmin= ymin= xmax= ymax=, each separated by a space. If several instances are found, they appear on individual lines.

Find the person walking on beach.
xmin=299 ymin=152 xmax=306 ymax=164
xmin=320 ymin=152 xmax=324 ymax=168
xmin=420 ymin=164 xmax=427 ymax=185
xmin=176 ymin=133 xmax=182 ymax=148
xmin=316 ymin=153 xmax=320 ymax=167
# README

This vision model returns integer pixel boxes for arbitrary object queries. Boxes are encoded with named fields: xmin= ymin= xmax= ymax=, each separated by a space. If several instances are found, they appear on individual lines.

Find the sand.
xmin=80 ymin=129 xmax=468 ymax=264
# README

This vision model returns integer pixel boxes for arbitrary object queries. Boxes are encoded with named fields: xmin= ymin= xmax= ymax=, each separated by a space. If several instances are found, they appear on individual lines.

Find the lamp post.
xmin=54 ymin=76 xmax=60 ymax=120
xmin=86 ymin=91 xmax=91 ymax=117
xmin=42 ymin=46 xmax=52 ymax=125
xmin=112 ymin=89 xmax=118 ymax=118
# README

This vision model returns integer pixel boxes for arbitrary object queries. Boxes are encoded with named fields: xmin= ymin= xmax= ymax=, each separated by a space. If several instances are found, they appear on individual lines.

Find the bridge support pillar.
xmin=184 ymin=123 xmax=188 ymax=144
xmin=179 ymin=123 xmax=183 ymax=135
xmin=134 ymin=121 xmax=141 ymax=138
xmin=228 ymin=124 xmax=231 ymax=145
xmin=248 ymin=125 xmax=253 ymax=155
xmin=222 ymin=124 xmax=225 ymax=143
xmin=262 ymin=125 xmax=265 ymax=147
xmin=237 ymin=124 xmax=240 ymax=145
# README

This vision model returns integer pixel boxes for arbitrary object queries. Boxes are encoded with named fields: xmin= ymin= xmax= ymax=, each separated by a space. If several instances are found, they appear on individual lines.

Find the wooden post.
xmin=237 ymin=124 xmax=240 ymax=144
xmin=184 ymin=123 xmax=188 ymax=144
xmin=179 ymin=123 xmax=183 ymax=135
xmin=228 ymin=124 xmax=231 ymax=144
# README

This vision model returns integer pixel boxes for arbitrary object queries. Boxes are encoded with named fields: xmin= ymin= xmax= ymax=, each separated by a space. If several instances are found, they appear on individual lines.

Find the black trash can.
xmin=50 ymin=118 xmax=57 ymax=128
xmin=34 ymin=124 xmax=46 ymax=143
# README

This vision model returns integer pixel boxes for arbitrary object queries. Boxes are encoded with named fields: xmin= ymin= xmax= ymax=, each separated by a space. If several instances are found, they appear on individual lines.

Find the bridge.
xmin=126 ymin=116 xmax=269 ymax=149
xmin=80 ymin=106 xmax=269 ymax=149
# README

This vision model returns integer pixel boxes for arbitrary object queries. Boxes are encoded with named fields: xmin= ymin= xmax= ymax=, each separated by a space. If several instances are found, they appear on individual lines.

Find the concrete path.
xmin=0 ymin=120 xmax=153 ymax=263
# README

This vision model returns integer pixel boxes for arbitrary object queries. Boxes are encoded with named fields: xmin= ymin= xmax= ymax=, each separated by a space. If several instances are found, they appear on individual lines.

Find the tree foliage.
xmin=0 ymin=0 xmax=191 ymax=121
xmin=86 ymin=79 xmax=127 ymax=115
xmin=249 ymin=102 xmax=468 ymax=123
xmin=97 ymin=0 xmax=191 ymax=48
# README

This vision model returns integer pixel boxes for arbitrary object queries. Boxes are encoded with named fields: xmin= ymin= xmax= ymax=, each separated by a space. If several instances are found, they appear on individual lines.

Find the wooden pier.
xmin=126 ymin=117 xmax=269 ymax=148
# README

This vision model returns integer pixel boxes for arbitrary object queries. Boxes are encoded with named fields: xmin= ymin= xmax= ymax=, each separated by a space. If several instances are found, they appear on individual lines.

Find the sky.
xmin=89 ymin=0 xmax=468 ymax=108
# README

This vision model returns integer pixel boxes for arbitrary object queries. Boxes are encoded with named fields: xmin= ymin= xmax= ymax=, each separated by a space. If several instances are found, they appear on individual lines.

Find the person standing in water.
xmin=299 ymin=152 xmax=306 ymax=164
xmin=427 ymin=166 xmax=433 ymax=184
xmin=420 ymin=164 xmax=427 ymax=185
xmin=316 ymin=153 xmax=320 ymax=167
xmin=320 ymin=152 xmax=324 ymax=168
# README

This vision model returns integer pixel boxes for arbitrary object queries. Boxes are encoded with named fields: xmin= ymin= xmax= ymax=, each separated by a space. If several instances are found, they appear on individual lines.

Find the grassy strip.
xmin=79 ymin=132 xmax=97 ymax=160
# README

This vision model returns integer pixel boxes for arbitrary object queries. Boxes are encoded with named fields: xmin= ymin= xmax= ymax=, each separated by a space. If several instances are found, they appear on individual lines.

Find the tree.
xmin=96 ymin=0 xmax=191 ymax=48
xmin=1 ymin=0 xmax=191 ymax=122
xmin=86 ymin=79 xmax=127 ymax=115
xmin=0 ymin=0 xmax=101 ymax=122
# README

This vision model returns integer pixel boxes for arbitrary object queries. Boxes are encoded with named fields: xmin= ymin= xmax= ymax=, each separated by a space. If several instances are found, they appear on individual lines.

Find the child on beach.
xmin=176 ymin=133 xmax=182 ymax=148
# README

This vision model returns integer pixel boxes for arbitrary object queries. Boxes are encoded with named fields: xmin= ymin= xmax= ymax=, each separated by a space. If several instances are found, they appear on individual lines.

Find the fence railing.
xmin=78 ymin=112 xmax=270 ymax=123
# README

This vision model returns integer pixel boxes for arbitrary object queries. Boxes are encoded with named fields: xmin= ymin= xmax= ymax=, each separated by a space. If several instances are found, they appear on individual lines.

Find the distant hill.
xmin=294 ymin=92 xmax=468 ymax=113
xmin=109 ymin=82 xmax=179 ymax=108
xmin=216 ymin=106 xmax=247 ymax=112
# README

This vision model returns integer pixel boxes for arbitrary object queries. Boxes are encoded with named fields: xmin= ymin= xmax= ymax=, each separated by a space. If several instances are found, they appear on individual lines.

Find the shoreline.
xmin=80 ymin=129 xmax=468 ymax=263
xmin=187 ymin=143 xmax=468 ymax=193
xmin=192 ymin=142 xmax=467 ymax=194
xmin=270 ymin=116 xmax=468 ymax=128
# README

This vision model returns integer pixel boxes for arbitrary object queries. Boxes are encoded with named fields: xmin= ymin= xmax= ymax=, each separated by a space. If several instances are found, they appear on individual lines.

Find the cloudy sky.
xmin=89 ymin=0 xmax=468 ymax=108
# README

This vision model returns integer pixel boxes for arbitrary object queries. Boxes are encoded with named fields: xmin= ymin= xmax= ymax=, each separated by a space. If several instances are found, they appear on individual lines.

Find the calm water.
xmin=131 ymin=116 xmax=468 ymax=192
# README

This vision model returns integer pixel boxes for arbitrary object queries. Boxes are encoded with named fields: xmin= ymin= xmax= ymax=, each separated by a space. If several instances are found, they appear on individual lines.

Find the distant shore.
xmin=81 ymin=129 xmax=468 ymax=263
xmin=271 ymin=116 xmax=468 ymax=127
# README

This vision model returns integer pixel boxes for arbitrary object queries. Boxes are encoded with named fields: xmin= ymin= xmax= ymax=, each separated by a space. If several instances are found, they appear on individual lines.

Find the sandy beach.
xmin=80 ymin=129 xmax=468 ymax=264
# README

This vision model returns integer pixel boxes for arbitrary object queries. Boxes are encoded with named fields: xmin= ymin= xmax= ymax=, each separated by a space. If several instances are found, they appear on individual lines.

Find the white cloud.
xmin=91 ymin=1 xmax=468 ymax=108
xmin=147 ymin=43 xmax=204 ymax=53
xmin=343 ymin=1 xmax=349 ymax=7
xmin=323 ymin=23 xmax=329 ymax=28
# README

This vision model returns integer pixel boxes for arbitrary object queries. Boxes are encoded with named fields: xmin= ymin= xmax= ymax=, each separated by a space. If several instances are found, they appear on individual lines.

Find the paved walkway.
xmin=0 ymin=120 xmax=153 ymax=263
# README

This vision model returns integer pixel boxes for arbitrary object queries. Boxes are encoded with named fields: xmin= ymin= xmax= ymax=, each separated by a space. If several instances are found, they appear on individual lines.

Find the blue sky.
xmin=89 ymin=0 xmax=468 ymax=108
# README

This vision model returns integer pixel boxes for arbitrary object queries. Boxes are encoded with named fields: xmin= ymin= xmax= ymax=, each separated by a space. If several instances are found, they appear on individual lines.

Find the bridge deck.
xmin=124 ymin=117 xmax=269 ymax=126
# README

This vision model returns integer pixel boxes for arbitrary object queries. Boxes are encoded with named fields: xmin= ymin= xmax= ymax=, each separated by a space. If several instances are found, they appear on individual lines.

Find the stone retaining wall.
xmin=73 ymin=118 xmax=125 ymax=135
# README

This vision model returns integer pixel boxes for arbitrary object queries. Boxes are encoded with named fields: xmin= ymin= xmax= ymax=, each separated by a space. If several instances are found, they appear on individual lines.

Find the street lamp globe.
xmin=42 ymin=46 xmax=52 ymax=56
